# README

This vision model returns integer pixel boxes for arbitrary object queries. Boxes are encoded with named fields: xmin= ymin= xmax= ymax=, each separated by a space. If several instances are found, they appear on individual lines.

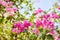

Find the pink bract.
xmin=2 ymin=1 xmax=8 ymax=7
xmin=50 ymin=30 xmax=57 ymax=36
xmin=0 ymin=0 xmax=2 ymax=4
xmin=13 ymin=7 xmax=18 ymax=12
xmin=33 ymin=29 xmax=40 ymax=35
xmin=8 ymin=1 xmax=13 ymax=7
xmin=35 ymin=8 xmax=43 ymax=14
xmin=58 ymin=6 xmax=60 ymax=10
xmin=23 ymin=20 xmax=33 ymax=28
xmin=6 ymin=7 xmax=14 ymax=12
xmin=36 ymin=20 xmax=43 ymax=28
xmin=52 ymin=13 xmax=59 ymax=19
xmin=36 ymin=19 xmax=55 ymax=30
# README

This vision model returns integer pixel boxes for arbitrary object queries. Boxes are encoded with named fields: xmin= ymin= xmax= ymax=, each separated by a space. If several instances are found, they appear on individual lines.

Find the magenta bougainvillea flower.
xmin=58 ymin=6 xmax=60 ymax=10
xmin=5 ymin=7 xmax=18 ymax=16
xmin=0 ymin=0 xmax=12 ymax=7
xmin=23 ymin=20 xmax=33 ymax=28
xmin=6 ymin=7 xmax=15 ymax=16
xmin=12 ymin=20 xmax=33 ymax=33
xmin=2 ymin=1 xmax=8 ymax=7
xmin=33 ymin=29 xmax=40 ymax=35
xmin=12 ymin=28 xmax=23 ymax=34
xmin=43 ymin=14 xmax=51 ymax=19
xmin=8 ymin=1 xmax=13 ymax=7
xmin=6 ymin=7 xmax=18 ymax=13
xmin=0 ymin=0 xmax=2 ymax=4
xmin=36 ymin=19 xmax=55 ymax=30
xmin=6 ymin=7 xmax=14 ymax=12
xmin=36 ymin=20 xmax=43 ymax=28
xmin=13 ymin=7 xmax=18 ymax=12
xmin=50 ymin=30 xmax=57 ymax=36
xmin=12 ymin=28 xmax=19 ymax=33
xmin=35 ymin=8 xmax=44 ymax=14
xmin=14 ymin=21 xmax=21 ymax=28
xmin=52 ymin=13 xmax=59 ymax=19
xmin=43 ymin=13 xmax=60 ymax=19
xmin=13 ymin=22 xmax=25 ymax=34
xmin=55 ymin=36 xmax=60 ymax=40
xmin=0 ymin=0 xmax=18 ymax=13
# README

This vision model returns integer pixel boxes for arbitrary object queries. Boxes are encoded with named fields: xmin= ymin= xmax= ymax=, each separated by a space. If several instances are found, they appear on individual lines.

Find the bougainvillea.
xmin=0 ymin=0 xmax=60 ymax=40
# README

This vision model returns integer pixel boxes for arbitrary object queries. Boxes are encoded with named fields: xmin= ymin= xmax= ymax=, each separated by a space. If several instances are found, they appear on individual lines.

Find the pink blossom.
xmin=48 ymin=21 xmax=55 ymax=29
xmin=14 ymin=20 xmax=33 ymax=30
xmin=13 ymin=22 xmax=25 ymax=33
xmin=0 ymin=0 xmax=2 ymax=4
xmin=43 ymin=19 xmax=48 ymax=29
xmin=14 ymin=21 xmax=21 ymax=28
xmin=6 ymin=7 xmax=14 ymax=12
xmin=38 ymin=8 xmax=43 ymax=12
xmin=12 ymin=28 xmax=21 ymax=34
xmin=34 ymin=10 xmax=39 ymax=14
xmin=36 ymin=20 xmax=43 ymax=28
xmin=2 ymin=1 xmax=8 ymax=7
xmin=6 ymin=7 xmax=15 ymax=16
xmin=55 ymin=36 xmax=60 ymax=40
xmin=23 ymin=20 xmax=33 ymax=28
xmin=43 ymin=14 xmax=51 ymax=19
xmin=13 ymin=7 xmax=18 ymax=12
xmin=36 ymin=19 xmax=55 ymax=30
xmin=35 ymin=8 xmax=43 ymax=14
xmin=58 ymin=6 xmax=60 ymax=10
xmin=8 ymin=1 xmax=13 ymax=7
xmin=13 ymin=20 xmax=33 ymax=33
xmin=12 ymin=28 xmax=17 ymax=33
xmin=16 ymin=30 xmax=21 ymax=34
xmin=14 ymin=21 xmax=25 ymax=32
xmin=52 ymin=13 xmax=59 ymax=19
xmin=19 ymin=24 xmax=25 ymax=32
xmin=33 ymin=29 xmax=40 ymax=35
xmin=50 ymin=30 xmax=57 ymax=36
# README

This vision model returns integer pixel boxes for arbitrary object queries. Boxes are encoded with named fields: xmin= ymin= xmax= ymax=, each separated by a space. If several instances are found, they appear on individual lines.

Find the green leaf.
xmin=6 ymin=16 xmax=14 ymax=20
xmin=46 ymin=34 xmax=54 ymax=40
xmin=29 ymin=34 xmax=37 ymax=40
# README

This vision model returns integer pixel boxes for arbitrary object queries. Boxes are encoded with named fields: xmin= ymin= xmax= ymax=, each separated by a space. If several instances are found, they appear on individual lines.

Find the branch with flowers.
xmin=0 ymin=0 xmax=60 ymax=40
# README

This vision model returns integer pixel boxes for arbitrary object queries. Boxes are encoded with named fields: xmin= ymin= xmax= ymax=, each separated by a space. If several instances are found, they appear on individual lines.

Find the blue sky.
xmin=33 ymin=0 xmax=58 ymax=11
xmin=20 ymin=0 xmax=59 ymax=14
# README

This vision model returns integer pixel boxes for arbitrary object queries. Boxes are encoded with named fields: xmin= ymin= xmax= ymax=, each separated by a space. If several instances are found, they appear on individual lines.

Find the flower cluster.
xmin=0 ymin=0 xmax=18 ymax=17
xmin=36 ymin=19 xmax=55 ymax=30
xmin=34 ymin=8 xmax=44 ymax=14
xmin=12 ymin=20 xmax=33 ymax=34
